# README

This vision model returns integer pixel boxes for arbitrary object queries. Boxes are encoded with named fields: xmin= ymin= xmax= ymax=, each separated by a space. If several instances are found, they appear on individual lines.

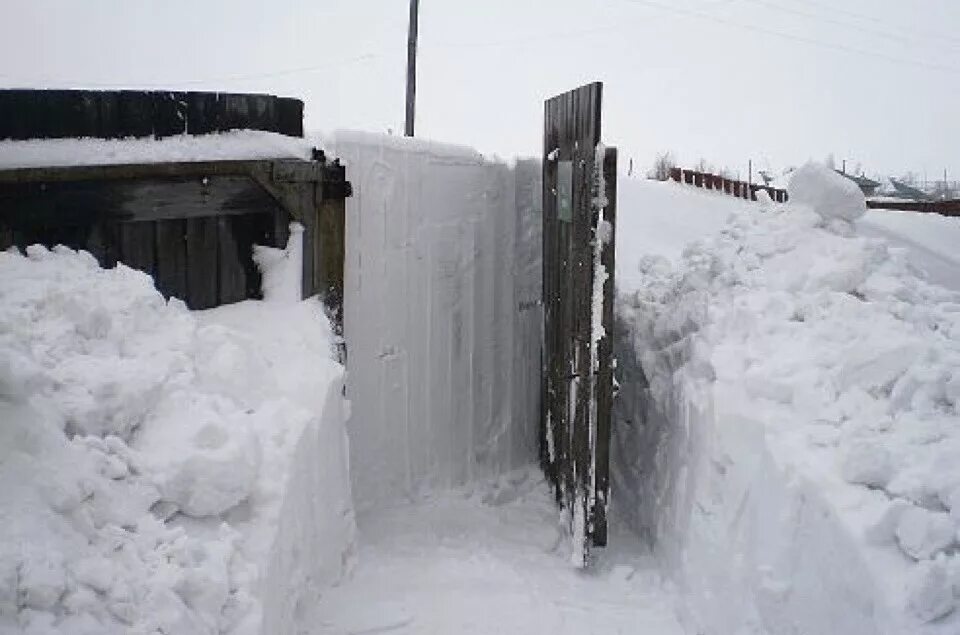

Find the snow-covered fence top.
xmin=0 ymin=89 xmax=304 ymax=141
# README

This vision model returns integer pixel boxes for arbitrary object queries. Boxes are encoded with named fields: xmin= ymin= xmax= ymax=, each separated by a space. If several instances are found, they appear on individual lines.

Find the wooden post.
xmin=405 ymin=0 xmax=419 ymax=137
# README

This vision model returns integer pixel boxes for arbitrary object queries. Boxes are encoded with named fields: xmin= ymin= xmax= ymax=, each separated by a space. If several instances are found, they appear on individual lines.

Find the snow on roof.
xmin=0 ymin=130 xmax=316 ymax=170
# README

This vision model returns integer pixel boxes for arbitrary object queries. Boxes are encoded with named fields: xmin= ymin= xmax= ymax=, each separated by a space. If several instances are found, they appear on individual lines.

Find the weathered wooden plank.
xmin=276 ymin=98 xmax=304 ymax=137
xmin=217 ymin=215 xmax=247 ymax=305
xmin=118 ymin=91 xmax=155 ymax=138
xmin=154 ymin=219 xmax=188 ymax=302
xmin=153 ymin=92 xmax=189 ymax=138
xmin=118 ymin=221 xmax=156 ymax=278
xmin=317 ymin=197 xmax=345 ymax=312
xmin=592 ymin=146 xmax=617 ymax=547
xmin=0 ymin=176 xmax=282 ymax=224
xmin=185 ymin=216 xmax=220 ymax=309
xmin=0 ymin=225 xmax=13 ymax=250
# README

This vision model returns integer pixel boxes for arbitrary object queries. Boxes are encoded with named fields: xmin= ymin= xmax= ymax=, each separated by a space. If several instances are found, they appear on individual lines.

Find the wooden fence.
xmin=0 ymin=89 xmax=350 ymax=323
xmin=866 ymin=199 xmax=960 ymax=218
xmin=0 ymin=158 xmax=350 ymax=314
xmin=668 ymin=167 xmax=788 ymax=203
xmin=0 ymin=89 xmax=303 ymax=140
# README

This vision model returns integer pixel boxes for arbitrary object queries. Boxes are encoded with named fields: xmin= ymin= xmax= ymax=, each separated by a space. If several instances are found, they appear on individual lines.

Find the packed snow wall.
xmin=612 ymin=168 xmax=960 ymax=634
xmin=0 ymin=245 xmax=356 ymax=635
xmin=330 ymin=131 xmax=542 ymax=508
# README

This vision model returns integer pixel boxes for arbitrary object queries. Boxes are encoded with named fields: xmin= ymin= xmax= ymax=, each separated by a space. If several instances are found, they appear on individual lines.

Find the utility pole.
xmin=748 ymin=159 xmax=752 ymax=185
xmin=405 ymin=0 xmax=419 ymax=137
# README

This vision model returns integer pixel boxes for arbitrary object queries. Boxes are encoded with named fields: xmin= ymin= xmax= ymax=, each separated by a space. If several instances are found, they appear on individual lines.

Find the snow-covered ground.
xmin=614 ymin=167 xmax=960 ymax=634
xmin=0 ymin=242 xmax=354 ymax=634
xmin=311 ymin=468 xmax=686 ymax=635
xmin=0 ymin=130 xmax=314 ymax=169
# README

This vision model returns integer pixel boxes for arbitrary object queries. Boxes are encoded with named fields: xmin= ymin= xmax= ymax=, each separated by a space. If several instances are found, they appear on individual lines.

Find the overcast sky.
xmin=2 ymin=0 xmax=958 ymax=180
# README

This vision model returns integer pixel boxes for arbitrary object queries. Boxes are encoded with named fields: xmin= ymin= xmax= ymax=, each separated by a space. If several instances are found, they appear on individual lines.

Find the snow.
xmin=613 ymin=162 xmax=960 ymax=633
xmin=252 ymin=222 xmax=304 ymax=303
xmin=859 ymin=207 xmax=960 ymax=292
xmin=788 ymin=161 xmax=867 ymax=222
xmin=329 ymin=131 xmax=541 ymax=509
xmin=615 ymin=177 xmax=753 ymax=292
xmin=310 ymin=468 xmax=686 ymax=634
xmin=0 ymin=130 xmax=314 ymax=169
xmin=0 ymin=244 xmax=354 ymax=634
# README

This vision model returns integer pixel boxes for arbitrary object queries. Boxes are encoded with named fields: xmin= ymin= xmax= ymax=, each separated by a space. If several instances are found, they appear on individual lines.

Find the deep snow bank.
xmin=614 ymin=166 xmax=960 ymax=633
xmin=0 ymin=245 xmax=354 ymax=634
xmin=330 ymin=131 xmax=542 ymax=508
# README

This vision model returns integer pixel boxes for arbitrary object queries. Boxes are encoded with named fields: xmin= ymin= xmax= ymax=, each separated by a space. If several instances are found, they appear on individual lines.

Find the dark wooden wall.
xmin=0 ymin=174 xmax=290 ymax=309
xmin=0 ymin=90 xmax=303 ymax=140
xmin=542 ymin=82 xmax=615 ymax=561
xmin=866 ymin=199 xmax=960 ymax=217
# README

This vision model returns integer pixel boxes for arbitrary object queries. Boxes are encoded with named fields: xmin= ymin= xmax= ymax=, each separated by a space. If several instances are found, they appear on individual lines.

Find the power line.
xmin=0 ymin=52 xmax=387 ymax=90
xmin=784 ymin=0 xmax=960 ymax=48
xmin=740 ymin=0 xmax=960 ymax=52
xmin=428 ymin=0 xmax=741 ymax=51
xmin=617 ymin=0 xmax=960 ymax=75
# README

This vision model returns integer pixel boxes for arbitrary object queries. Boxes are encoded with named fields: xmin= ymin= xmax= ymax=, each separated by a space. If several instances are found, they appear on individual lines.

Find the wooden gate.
xmin=541 ymin=82 xmax=617 ymax=565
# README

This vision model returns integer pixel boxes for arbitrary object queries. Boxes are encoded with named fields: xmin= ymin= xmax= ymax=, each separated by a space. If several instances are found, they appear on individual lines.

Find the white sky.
xmin=2 ymin=0 xmax=958 ymax=180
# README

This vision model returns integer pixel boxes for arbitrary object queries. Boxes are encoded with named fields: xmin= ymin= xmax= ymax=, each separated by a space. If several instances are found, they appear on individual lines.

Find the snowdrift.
xmin=330 ymin=131 xmax=542 ymax=508
xmin=0 ymin=246 xmax=354 ymax=634
xmin=614 ymin=166 xmax=960 ymax=633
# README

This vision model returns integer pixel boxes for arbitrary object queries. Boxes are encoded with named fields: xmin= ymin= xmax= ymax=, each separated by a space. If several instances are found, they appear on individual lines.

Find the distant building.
xmin=836 ymin=170 xmax=881 ymax=197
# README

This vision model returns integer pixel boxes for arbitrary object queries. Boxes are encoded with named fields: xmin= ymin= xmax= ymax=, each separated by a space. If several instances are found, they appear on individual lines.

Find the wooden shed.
xmin=0 ymin=89 xmax=350 ymax=324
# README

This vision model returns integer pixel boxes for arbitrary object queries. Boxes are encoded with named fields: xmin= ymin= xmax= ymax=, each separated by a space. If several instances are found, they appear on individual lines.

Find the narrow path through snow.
xmin=312 ymin=469 xmax=686 ymax=634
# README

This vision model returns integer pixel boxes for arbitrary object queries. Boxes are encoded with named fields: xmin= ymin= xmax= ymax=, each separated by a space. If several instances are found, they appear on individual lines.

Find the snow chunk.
xmin=907 ymin=556 xmax=956 ymax=623
xmin=137 ymin=392 xmax=262 ymax=517
xmin=841 ymin=440 xmax=895 ymax=488
xmin=788 ymin=162 xmax=867 ymax=222
xmin=253 ymin=222 xmax=304 ymax=303
xmin=896 ymin=506 xmax=956 ymax=561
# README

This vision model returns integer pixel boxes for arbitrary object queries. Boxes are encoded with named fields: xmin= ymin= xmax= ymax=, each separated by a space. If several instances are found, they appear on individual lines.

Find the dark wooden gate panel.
xmin=542 ymin=82 xmax=617 ymax=565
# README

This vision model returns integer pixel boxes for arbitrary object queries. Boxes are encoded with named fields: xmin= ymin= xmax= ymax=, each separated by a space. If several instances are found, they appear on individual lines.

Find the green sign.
xmin=557 ymin=160 xmax=573 ymax=222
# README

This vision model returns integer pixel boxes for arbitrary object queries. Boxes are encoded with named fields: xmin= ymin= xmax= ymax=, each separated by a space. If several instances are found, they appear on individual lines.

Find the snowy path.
xmin=312 ymin=469 xmax=686 ymax=635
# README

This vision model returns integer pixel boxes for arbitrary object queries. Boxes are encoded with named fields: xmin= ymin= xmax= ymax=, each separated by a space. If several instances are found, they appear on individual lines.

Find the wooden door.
xmin=541 ymin=82 xmax=617 ymax=565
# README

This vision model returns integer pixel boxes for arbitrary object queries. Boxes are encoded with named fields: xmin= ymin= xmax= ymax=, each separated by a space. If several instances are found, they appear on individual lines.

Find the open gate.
xmin=541 ymin=82 xmax=617 ymax=565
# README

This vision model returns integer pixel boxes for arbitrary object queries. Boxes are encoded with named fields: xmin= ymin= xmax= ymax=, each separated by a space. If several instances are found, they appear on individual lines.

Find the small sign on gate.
xmin=557 ymin=160 xmax=573 ymax=222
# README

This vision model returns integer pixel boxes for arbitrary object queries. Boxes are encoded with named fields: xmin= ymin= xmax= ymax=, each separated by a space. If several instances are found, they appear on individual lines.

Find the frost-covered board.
xmin=542 ymin=82 xmax=616 ymax=564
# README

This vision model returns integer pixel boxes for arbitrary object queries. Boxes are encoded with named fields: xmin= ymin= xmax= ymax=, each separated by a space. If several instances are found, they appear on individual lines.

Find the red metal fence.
xmin=668 ymin=167 xmax=788 ymax=203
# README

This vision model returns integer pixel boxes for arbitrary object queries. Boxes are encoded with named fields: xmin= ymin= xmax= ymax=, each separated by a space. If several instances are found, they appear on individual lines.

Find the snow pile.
xmin=615 ymin=169 xmax=960 ymax=633
xmin=330 ymin=131 xmax=541 ymax=508
xmin=252 ymin=222 xmax=304 ymax=303
xmin=788 ymin=161 xmax=867 ymax=223
xmin=616 ymin=177 xmax=752 ymax=292
xmin=0 ymin=245 xmax=354 ymax=634
xmin=0 ymin=130 xmax=314 ymax=170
